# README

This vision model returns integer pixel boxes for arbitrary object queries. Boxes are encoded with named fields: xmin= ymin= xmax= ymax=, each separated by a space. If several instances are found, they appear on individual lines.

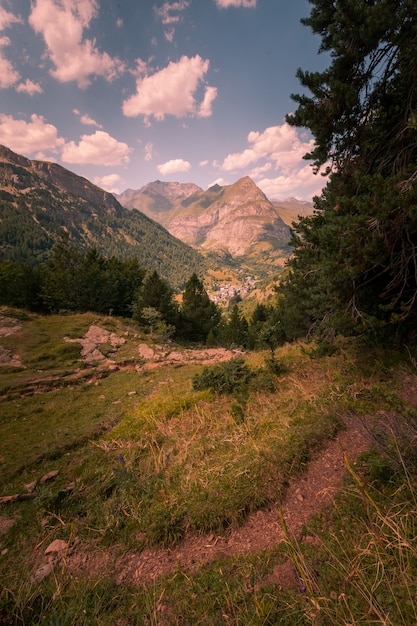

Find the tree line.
xmin=0 ymin=234 xmax=283 ymax=349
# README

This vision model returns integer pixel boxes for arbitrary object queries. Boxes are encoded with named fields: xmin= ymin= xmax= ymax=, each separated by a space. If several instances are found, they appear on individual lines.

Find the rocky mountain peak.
xmin=0 ymin=144 xmax=32 ymax=168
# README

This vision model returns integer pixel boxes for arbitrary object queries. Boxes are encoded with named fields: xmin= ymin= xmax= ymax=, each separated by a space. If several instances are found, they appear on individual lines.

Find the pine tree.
xmin=279 ymin=0 xmax=417 ymax=341
xmin=223 ymin=304 xmax=248 ymax=348
xmin=179 ymin=273 xmax=221 ymax=342
xmin=40 ymin=234 xmax=84 ymax=312
xmin=132 ymin=270 xmax=178 ymax=327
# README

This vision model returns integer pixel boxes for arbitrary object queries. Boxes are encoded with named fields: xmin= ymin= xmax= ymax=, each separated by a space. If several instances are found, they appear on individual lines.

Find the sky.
xmin=0 ymin=0 xmax=330 ymax=201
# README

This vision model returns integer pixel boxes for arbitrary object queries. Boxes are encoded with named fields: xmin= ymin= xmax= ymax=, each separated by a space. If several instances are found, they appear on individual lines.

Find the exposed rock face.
xmin=117 ymin=180 xmax=203 ymax=225
xmin=119 ymin=176 xmax=291 ymax=257
xmin=0 ymin=144 xmax=120 ymax=214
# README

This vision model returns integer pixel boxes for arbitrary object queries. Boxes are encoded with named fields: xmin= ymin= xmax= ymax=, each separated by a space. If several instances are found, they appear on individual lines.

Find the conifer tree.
xmin=223 ymin=304 xmax=248 ymax=348
xmin=279 ymin=0 xmax=417 ymax=341
xmin=132 ymin=270 xmax=178 ymax=327
xmin=179 ymin=273 xmax=221 ymax=342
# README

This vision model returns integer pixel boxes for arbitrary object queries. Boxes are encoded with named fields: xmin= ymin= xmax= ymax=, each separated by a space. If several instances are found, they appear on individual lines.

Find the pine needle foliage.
xmin=280 ymin=0 xmax=417 ymax=343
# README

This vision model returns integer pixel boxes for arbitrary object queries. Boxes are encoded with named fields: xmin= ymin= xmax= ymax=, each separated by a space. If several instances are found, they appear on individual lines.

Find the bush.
xmin=192 ymin=358 xmax=253 ymax=394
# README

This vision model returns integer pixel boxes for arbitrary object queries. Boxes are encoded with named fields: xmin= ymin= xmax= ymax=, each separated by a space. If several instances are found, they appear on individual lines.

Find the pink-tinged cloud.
xmin=61 ymin=131 xmax=131 ymax=166
xmin=16 ymin=79 xmax=43 ymax=95
xmin=0 ymin=113 xmax=64 ymax=155
xmin=221 ymin=124 xmax=315 ymax=172
xmin=157 ymin=158 xmax=191 ymax=175
xmin=144 ymin=142 xmax=154 ymax=161
xmin=220 ymin=123 xmax=327 ymax=200
xmin=199 ymin=85 xmax=218 ymax=118
xmin=215 ymin=0 xmax=256 ymax=7
xmin=155 ymin=0 xmax=190 ymax=41
xmin=29 ymin=0 xmax=124 ymax=88
xmin=0 ymin=51 xmax=20 ymax=88
xmin=0 ymin=36 xmax=20 ymax=89
xmin=0 ymin=7 xmax=23 ymax=30
xmin=73 ymin=109 xmax=102 ymax=128
xmin=155 ymin=1 xmax=190 ymax=25
xmin=257 ymin=164 xmax=327 ymax=201
xmin=122 ymin=55 xmax=217 ymax=120
xmin=93 ymin=173 xmax=123 ymax=194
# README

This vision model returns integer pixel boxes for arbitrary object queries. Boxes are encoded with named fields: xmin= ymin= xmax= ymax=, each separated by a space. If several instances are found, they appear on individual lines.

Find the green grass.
xmin=1 ymin=308 xmax=417 ymax=624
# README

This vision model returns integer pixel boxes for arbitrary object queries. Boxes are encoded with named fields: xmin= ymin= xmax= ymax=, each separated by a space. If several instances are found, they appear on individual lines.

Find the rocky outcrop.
xmin=119 ymin=176 xmax=291 ymax=258
xmin=117 ymin=180 xmax=203 ymax=226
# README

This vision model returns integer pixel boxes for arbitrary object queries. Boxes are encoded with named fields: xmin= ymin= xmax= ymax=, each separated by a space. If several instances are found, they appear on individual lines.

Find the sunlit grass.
xmin=1 ymin=309 xmax=417 ymax=624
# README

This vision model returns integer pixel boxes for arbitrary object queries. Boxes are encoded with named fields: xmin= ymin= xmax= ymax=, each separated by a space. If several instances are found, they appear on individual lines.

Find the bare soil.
xmin=64 ymin=418 xmax=369 ymax=590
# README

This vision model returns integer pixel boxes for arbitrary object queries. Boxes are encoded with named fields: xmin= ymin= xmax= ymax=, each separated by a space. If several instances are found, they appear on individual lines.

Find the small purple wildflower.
xmin=118 ymin=453 xmax=125 ymax=466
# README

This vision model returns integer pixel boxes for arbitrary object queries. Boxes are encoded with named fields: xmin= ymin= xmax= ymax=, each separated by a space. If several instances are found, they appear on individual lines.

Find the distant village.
xmin=209 ymin=275 xmax=258 ymax=306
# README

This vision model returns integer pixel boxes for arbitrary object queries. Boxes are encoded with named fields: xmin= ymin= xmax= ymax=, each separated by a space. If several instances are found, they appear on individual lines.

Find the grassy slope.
xmin=1 ymin=309 xmax=417 ymax=624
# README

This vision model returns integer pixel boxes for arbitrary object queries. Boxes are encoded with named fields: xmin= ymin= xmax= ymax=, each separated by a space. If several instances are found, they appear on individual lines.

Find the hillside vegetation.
xmin=1 ymin=1 xmax=417 ymax=623
xmin=0 ymin=145 xmax=205 ymax=289
xmin=1 ymin=309 xmax=417 ymax=624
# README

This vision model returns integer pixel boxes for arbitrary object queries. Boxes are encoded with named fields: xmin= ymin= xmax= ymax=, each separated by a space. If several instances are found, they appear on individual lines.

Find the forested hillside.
xmin=0 ymin=145 xmax=205 ymax=289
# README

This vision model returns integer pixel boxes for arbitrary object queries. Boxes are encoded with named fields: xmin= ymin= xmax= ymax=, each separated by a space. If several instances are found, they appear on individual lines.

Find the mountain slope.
xmin=119 ymin=176 xmax=291 ymax=258
xmin=271 ymin=197 xmax=314 ymax=226
xmin=0 ymin=145 xmax=205 ymax=288
xmin=118 ymin=180 xmax=203 ymax=228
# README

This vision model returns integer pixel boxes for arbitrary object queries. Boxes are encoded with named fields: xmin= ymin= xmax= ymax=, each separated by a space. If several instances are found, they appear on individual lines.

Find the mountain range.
xmin=0 ymin=143 xmax=314 ymax=288
xmin=0 ymin=144 xmax=205 ymax=288
xmin=117 ymin=177 xmax=298 ymax=258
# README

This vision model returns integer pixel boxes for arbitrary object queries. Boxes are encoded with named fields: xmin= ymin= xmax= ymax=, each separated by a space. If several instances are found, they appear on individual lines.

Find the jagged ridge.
xmin=118 ymin=176 xmax=292 ymax=257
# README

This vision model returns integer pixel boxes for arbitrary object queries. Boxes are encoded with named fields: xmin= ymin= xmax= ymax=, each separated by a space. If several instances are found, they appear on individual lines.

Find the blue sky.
xmin=0 ymin=0 xmax=330 ymax=200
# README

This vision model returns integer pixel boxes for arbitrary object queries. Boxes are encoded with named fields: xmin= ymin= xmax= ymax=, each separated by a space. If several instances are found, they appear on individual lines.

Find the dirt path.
xmin=67 ymin=419 xmax=369 ymax=587
xmin=0 ymin=316 xmax=371 ymax=587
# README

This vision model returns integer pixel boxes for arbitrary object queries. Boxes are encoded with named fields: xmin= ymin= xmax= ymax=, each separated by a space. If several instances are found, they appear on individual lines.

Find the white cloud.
xmin=61 ymin=131 xmax=131 ymax=166
xmin=144 ymin=142 xmax=153 ymax=161
xmin=29 ymin=0 xmax=124 ymax=88
xmin=73 ymin=109 xmax=102 ymax=128
xmin=215 ymin=0 xmax=256 ymax=7
xmin=0 ymin=7 xmax=22 ymax=30
xmin=93 ymin=173 xmax=123 ymax=194
xmin=155 ymin=1 xmax=189 ymax=42
xmin=15 ymin=79 xmax=43 ymax=95
xmin=222 ymin=124 xmax=314 ymax=172
xmin=0 ymin=113 xmax=64 ymax=155
xmin=256 ymin=164 xmax=326 ymax=201
xmin=220 ymin=123 xmax=327 ymax=200
xmin=157 ymin=158 xmax=191 ymax=175
xmin=122 ymin=55 xmax=217 ymax=121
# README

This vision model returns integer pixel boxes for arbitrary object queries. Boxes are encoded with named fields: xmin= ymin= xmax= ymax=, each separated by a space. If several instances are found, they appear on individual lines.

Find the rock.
xmin=45 ymin=539 xmax=68 ymax=555
xmin=138 ymin=344 xmax=155 ymax=359
xmin=33 ymin=562 xmax=54 ymax=582
xmin=110 ymin=333 xmax=126 ymax=348
xmin=40 ymin=470 xmax=59 ymax=484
